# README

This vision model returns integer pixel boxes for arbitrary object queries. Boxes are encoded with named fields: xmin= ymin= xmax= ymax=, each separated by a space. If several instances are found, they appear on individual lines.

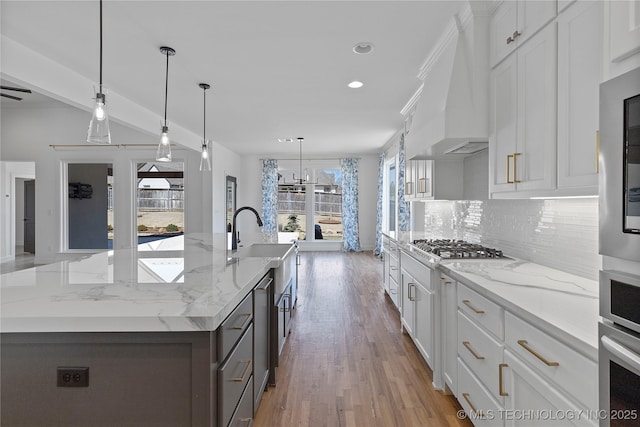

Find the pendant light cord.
xmin=164 ymin=50 xmax=169 ymax=127
xmin=203 ymin=88 xmax=206 ymax=140
xmin=99 ymin=0 xmax=103 ymax=93
xmin=299 ymin=138 xmax=303 ymax=184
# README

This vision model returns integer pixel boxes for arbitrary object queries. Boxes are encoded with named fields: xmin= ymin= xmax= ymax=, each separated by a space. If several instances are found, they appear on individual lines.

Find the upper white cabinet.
xmin=557 ymin=0 xmax=602 ymax=192
xmin=490 ymin=23 xmax=557 ymax=196
xmin=404 ymin=160 xmax=433 ymax=200
xmin=490 ymin=0 xmax=557 ymax=67
xmin=489 ymin=0 xmax=602 ymax=198
xmin=609 ymin=0 xmax=640 ymax=63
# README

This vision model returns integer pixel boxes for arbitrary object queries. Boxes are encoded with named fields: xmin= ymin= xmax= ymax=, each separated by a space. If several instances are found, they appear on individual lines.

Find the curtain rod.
xmin=260 ymin=157 xmax=361 ymax=161
xmin=50 ymin=144 xmax=159 ymax=148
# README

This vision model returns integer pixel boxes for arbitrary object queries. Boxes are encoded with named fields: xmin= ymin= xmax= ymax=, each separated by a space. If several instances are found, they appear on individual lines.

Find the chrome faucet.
xmin=231 ymin=206 xmax=263 ymax=251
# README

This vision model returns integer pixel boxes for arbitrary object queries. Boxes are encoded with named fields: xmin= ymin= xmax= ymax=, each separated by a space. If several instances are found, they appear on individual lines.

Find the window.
xmin=277 ymin=160 xmax=342 ymax=241
xmin=136 ymin=162 xmax=184 ymax=248
xmin=385 ymin=159 xmax=397 ymax=232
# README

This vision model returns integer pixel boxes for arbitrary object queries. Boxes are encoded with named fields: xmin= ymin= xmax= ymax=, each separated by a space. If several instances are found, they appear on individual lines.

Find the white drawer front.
xmin=504 ymin=311 xmax=597 ymax=411
xmin=388 ymin=253 xmax=399 ymax=283
xmin=400 ymin=251 xmax=432 ymax=290
xmin=458 ymin=358 xmax=505 ymax=427
xmin=458 ymin=310 xmax=505 ymax=403
xmin=458 ymin=284 xmax=504 ymax=340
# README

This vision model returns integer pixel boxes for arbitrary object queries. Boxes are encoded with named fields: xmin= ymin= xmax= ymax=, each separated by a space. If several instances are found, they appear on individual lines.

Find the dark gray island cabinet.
xmin=2 ymin=272 xmax=272 ymax=427
xmin=0 ymin=233 xmax=293 ymax=427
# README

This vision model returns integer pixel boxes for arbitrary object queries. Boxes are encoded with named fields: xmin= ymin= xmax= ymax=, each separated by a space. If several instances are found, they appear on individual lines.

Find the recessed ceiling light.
xmin=277 ymin=138 xmax=294 ymax=143
xmin=348 ymin=81 xmax=364 ymax=89
xmin=353 ymin=42 xmax=374 ymax=54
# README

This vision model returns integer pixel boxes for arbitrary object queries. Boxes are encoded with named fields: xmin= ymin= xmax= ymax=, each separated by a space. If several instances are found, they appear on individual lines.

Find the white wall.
xmin=462 ymin=149 xmax=489 ymax=200
xmin=1 ymin=104 xmax=243 ymax=263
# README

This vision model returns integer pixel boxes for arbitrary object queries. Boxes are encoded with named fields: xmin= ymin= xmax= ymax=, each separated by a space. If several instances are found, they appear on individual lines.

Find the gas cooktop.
xmin=411 ymin=239 xmax=505 ymax=259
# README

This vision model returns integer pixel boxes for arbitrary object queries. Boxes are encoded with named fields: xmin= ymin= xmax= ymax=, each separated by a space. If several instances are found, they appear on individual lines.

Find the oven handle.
xmin=601 ymin=335 xmax=640 ymax=375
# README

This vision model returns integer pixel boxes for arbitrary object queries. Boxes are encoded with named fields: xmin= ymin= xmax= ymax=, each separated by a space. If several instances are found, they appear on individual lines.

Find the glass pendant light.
xmin=199 ymin=83 xmax=212 ymax=172
xmin=156 ymin=46 xmax=176 ymax=162
xmin=87 ymin=0 xmax=111 ymax=144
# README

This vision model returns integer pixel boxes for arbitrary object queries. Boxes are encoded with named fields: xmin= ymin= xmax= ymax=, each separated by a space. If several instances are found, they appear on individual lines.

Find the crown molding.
xmin=400 ymin=83 xmax=424 ymax=117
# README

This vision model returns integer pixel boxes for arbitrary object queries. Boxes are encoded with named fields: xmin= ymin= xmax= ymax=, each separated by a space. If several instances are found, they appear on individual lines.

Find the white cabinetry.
xmin=490 ymin=0 xmax=603 ymax=198
xmin=454 ymin=283 xmax=597 ymax=426
xmin=382 ymin=236 xmax=400 ymax=310
xmin=405 ymin=160 xmax=433 ymax=200
xmin=609 ymin=0 xmax=640 ymax=63
xmin=400 ymin=252 xmax=436 ymax=371
xmin=490 ymin=23 xmax=557 ymax=197
xmin=490 ymin=0 xmax=557 ymax=67
xmin=440 ymin=273 xmax=457 ymax=395
xmin=557 ymin=0 xmax=602 ymax=192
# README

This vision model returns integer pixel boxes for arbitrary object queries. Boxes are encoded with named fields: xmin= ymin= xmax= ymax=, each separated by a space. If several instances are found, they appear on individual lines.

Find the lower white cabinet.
xmin=502 ymin=350 xmax=596 ymax=427
xmin=458 ymin=358 xmax=505 ymax=427
xmin=441 ymin=273 xmax=458 ymax=395
xmin=401 ymin=252 xmax=436 ymax=372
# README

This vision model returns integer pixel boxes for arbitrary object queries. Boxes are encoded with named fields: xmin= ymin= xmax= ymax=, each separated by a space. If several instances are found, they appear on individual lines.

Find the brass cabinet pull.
xmin=417 ymin=178 xmax=427 ymax=194
xmin=463 ymin=341 xmax=485 ymax=360
xmin=231 ymin=313 xmax=252 ymax=330
xmin=499 ymin=363 xmax=509 ymax=396
xmin=513 ymin=152 xmax=521 ymax=183
xmin=462 ymin=392 xmax=482 ymax=416
xmin=517 ymin=340 xmax=559 ymax=366
xmin=463 ymin=299 xmax=485 ymax=314
xmin=240 ymin=418 xmax=253 ymax=426
xmin=441 ymin=278 xmax=453 ymax=285
xmin=390 ymin=266 xmax=398 ymax=271
xmin=408 ymin=283 xmax=416 ymax=301
xmin=596 ymin=130 xmax=600 ymax=173
xmin=230 ymin=359 xmax=252 ymax=382
xmin=506 ymin=154 xmax=514 ymax=183
xmin=405 ymin=182 xmax=414 ymax=195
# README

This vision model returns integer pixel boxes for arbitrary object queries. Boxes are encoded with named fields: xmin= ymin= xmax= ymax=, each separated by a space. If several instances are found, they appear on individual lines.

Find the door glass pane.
xmin=277 ymin=165 xmax=306 ymax=240
xmin=136 ymin=162 xmax=184 ymax=248
xmin=68 ymin=163 xmax=111 ymax=249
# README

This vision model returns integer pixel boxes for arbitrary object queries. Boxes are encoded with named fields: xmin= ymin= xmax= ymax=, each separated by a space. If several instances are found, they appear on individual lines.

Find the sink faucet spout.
xmin=231 ymin=206 xmax=263 ymax=251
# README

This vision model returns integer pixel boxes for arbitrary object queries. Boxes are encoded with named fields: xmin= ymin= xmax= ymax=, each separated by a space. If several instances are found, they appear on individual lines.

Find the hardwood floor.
xmin=254 ymin=251 xmax=472 ymax=427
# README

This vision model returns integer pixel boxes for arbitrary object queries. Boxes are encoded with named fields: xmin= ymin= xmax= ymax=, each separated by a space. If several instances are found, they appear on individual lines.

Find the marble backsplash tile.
xmin=414 ymin=199 xmax=600 ymax=280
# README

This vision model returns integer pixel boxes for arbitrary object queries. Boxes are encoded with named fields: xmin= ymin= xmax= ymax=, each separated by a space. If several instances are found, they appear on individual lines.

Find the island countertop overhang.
xmin=0 ymin=233 xmax=296 ymax=333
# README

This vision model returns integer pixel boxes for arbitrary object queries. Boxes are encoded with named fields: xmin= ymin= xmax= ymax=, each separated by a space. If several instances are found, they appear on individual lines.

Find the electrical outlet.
xmin=57 ymin=367 xmax=89 ymax=387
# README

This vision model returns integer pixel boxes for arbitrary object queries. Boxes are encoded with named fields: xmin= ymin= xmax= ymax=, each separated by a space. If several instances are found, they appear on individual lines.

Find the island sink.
xmin=233 ymin=243 xmax=294 ymax=259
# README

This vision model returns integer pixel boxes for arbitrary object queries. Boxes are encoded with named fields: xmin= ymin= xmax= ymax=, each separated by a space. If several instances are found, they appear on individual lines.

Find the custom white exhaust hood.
xmin=404 ymin=5 xmax=490 ymax=160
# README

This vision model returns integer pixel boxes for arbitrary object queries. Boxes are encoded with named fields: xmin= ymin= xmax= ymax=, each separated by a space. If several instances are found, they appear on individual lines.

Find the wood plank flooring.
xmin=253 ymin=251 xmax=472 ymax=427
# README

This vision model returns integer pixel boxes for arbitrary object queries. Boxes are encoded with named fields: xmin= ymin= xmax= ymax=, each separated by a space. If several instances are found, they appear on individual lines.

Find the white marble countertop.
xmin=440 ymin=259 xmax=599 ymax=360
xmin=0 ymin=233 xmax=297 ymax=334
xmin=382 ymin=231 xmax=599 ymax=359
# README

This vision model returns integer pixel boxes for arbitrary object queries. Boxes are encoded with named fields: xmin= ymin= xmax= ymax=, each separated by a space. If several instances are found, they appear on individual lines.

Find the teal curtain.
xmin=261 ymin=159 xmax=278 ymax=232
xmin=374 ymin=152 xmax=384 ymax=256
xmin=341 ymin=158 xmax=361 ymax=252
xmin=398 ymin=134 xmax=410 ymax=231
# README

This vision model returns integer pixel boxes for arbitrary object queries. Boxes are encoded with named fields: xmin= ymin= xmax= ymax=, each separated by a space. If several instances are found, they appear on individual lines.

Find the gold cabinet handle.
xmin=517 ymin=340 xmax=559 ymax=366
xmin=417 ymin=177 xmax=427 ymax=194
xmin=405 ymin=182 xmax=414 ymax=195
xmin=230 ymin=359 xmax=252 ymax=382
xmin=463 ymin=341 xmax=485 ymax=360
xmin=506 ymin=154 xmax=514 ymax=183
xmin=513 ymin=152 xmax=521 ymax=183
xmin=231 ymin=313 xmax=252 ymax=330
xmin=408 ymin=283 xmax=416 ymax=301
xmin=463 ymin=299 xmax=485 ymax=314
xmin=240 ymin=418 xmax=253 ymax=426
xmin=596 ymin=130 xmax=600 ymax=174
xmin=440 ymin=277 xmax=453 ymax=285
xmin=499 ymin=363 xmax=509 ymax=396
xmin=507 ymin=30 xmax=521 ymax=44
xmin=390 ymin=266 xmax=397 ymax=271
xmin=462 ymin=392 xmax=483 ymax=417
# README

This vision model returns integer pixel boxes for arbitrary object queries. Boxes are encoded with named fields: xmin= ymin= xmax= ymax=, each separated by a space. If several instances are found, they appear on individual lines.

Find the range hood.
xmin=404 ymin=8 xmax=490 ymax=160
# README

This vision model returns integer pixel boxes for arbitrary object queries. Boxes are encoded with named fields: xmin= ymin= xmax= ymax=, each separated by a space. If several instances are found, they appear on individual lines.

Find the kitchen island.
xmin=0 ymin=232 xmax=296 ymax=427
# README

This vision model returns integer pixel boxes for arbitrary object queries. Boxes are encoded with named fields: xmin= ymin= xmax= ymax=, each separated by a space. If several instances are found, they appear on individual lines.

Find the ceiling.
xmin=1 ymin=1 xmax=467 ymax=157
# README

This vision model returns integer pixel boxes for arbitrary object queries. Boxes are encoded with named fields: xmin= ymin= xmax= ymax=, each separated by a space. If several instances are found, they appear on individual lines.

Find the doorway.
xmin=23 ymin=179 xmax=35 ymax=253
